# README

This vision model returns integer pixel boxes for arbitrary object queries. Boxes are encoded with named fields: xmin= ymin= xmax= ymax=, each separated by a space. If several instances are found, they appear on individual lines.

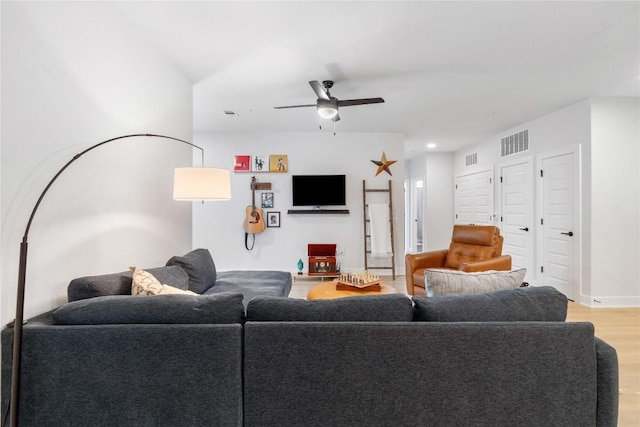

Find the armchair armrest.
xmin=405 ymin=250 xmax=448 ymax=294
xmin=459 ymin=255 xmax=512 ymax=272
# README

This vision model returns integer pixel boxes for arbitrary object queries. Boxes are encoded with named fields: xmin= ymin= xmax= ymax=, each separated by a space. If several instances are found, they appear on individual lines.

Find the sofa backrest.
xmin=243 ymin=321 xmax=599 ymax=427
xmin=2 ymin=323 xmax=243 ymax=427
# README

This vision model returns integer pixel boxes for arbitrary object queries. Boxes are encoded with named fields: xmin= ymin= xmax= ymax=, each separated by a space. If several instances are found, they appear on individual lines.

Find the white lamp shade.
xmin=173 ymin=167 xmax=231 ymax=201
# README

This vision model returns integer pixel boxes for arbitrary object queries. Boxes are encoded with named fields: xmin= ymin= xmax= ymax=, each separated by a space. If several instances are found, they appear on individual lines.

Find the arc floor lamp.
xmin=7 ymin=133 xmax=231 ymax=427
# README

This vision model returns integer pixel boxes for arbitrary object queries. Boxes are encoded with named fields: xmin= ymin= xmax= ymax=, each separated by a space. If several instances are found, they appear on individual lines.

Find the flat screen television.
xmin=292 ymin=175 xmax=346 ymax=207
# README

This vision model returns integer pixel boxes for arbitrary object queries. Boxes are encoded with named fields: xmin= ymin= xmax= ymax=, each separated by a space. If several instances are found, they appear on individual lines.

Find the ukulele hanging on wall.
xmin=243 ymin=176 xmax=269 ymax=250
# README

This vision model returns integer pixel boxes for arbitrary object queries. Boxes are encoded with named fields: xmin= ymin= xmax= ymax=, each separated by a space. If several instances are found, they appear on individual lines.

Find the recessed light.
xmin=427 ymin=143 xmax=437 ymax=149
xmin=222 ymin=110 xmax=238 ymax=117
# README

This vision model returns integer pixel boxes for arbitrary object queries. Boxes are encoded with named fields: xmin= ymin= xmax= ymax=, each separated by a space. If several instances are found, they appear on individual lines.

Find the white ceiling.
xmin=116 ymin=1 xmax=640 ymax=158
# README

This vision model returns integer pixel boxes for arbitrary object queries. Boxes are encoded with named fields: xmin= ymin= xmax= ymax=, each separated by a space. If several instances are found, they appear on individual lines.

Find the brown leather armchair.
xmin=405 ymin=225 xmax=512 ymax=295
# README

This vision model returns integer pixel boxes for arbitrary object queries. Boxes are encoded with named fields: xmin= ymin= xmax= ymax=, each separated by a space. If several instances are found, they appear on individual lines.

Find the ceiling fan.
xmin=274 ymin=80 xmax=384 ymax=122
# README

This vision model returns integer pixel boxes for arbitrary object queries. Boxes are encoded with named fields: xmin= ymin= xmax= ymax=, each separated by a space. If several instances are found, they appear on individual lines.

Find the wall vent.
xmin=222 ymin=110 xmax=238 ymax=117
xmin=465 ymin=152 xmax=478 ymax=166
xmin=501 ymin=129 xmax=529 ymax=156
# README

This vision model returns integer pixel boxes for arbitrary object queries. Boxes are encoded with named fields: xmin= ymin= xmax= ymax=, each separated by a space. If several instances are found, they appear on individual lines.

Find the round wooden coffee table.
xmin=306 ymin=280 xmax=398 ymax=300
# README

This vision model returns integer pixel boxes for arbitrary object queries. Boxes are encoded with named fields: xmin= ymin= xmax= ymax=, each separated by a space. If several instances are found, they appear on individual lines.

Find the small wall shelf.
xmin=287 ymin=209 xmax=350 ymax=214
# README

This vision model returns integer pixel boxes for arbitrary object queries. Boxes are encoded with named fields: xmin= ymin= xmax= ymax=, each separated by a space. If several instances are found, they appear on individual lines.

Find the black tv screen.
xmin=292 ymin=175 xmax=346 ymax=206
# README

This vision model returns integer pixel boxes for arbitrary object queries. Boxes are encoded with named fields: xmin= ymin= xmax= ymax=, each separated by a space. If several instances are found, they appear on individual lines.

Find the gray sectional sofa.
xmin=1 ymin=252 xmax=618 ymax=427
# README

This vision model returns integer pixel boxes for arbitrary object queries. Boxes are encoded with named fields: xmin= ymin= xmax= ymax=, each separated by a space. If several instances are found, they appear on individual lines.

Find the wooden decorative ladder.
xmin=362 ymin=180 xmax=396 ymax=279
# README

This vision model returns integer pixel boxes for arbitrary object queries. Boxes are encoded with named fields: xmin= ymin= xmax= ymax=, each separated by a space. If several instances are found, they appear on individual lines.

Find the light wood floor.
xmin=291 ymin=275 xmax=640 ymax=426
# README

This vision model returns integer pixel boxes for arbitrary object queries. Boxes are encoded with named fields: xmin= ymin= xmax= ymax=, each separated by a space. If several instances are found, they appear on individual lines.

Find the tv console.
xmin=287 ymin=209 xmax=350 ymax=214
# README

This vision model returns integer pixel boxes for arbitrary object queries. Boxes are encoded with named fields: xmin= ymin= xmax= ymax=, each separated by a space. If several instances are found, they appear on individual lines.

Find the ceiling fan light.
xmin=317 ymin=106 xmax=338 ymax=119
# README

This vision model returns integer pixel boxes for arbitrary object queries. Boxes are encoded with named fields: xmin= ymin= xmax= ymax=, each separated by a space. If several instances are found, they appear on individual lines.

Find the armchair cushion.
xmin=424 ymin=268 xmax=526 ymax=297
xmin=444 ymin=225 xmax=502 ymax=269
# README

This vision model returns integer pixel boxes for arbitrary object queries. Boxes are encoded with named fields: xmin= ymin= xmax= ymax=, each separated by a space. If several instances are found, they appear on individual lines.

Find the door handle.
xmin=561 ymin=231 xmax=574 ymax=237
xmin=519 ymin=227 xmax=529 ymax=232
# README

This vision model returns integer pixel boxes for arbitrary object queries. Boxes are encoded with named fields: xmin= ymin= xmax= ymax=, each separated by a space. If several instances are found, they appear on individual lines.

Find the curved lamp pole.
xmin=8 ymin=133 xmax=230 ymax=427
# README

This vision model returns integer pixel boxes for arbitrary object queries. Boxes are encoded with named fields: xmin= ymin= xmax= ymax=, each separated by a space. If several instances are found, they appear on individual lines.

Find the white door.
xmin=498 ymin=159 xmax=534 ymax=281
xmin=538 ymin=150 xmax=578 ymax=299
xmin=455 ymin=169 xmax=494 ymax=225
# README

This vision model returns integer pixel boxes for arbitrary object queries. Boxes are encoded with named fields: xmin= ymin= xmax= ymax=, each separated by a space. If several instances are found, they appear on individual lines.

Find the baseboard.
xmin=578 ymin=294 xmax=640 ymax=308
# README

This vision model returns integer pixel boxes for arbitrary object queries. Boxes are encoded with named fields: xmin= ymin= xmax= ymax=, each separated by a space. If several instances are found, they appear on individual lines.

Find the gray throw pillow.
xmin=412 ymin=286 xmax=568 ymax=322
xmin=67 ymin=265 xmax=189 ymax=302
xmin=53 ymin=292 xmax=245 ymax=325
xmin=246 ymin=294 xmax=413 ymax=322
xmin=166 ymin=248 xmax=217 ymax=294
xmin=424 ymin=268 xmax=526 ymax=297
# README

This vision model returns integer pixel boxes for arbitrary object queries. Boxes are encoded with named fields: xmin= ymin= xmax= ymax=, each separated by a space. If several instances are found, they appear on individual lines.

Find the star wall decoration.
xmin=371 ymin=151 xmax=397 ymax=176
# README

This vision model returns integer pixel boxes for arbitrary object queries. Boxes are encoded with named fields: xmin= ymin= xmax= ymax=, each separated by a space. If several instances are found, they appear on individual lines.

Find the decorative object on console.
xmin=370 ymin=151 xmax=397 ymax=176
xmin=269 ymin=154 xmax=288 ymax=172
xmin=297 ymin=259 xmax=304 ymax=275
xmin=7 ymin=133 xmax=231 ymax=427
xmin=267 ymin=211 xmax=280 ymax=228
xmin=308 ymin=243 xmax=337 ymax=276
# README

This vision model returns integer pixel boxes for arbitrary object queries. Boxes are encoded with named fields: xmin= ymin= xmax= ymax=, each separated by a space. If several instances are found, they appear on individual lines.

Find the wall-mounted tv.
xmin=292 ymin=175 xmax=346 ymax=207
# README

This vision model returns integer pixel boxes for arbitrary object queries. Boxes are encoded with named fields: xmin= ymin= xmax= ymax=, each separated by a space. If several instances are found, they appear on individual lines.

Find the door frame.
xmin=405 ymin=176 xmax=425 ymax=253
xmin=535 ymin=144 xmax=582 ymax=300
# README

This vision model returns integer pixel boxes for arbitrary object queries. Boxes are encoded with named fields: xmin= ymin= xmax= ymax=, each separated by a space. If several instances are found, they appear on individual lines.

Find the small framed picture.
xmin=269 ymin=154 xmax=288 ymax=172
xmin=267 ymin=211 xmax=280 ymax=228
xmin=233 ymin=155 xmax=251 ymax=172
xmin=261 ymin=192 xmax=274 ymax=209
xmin=253 ymin=155 xmax=269 ymax=172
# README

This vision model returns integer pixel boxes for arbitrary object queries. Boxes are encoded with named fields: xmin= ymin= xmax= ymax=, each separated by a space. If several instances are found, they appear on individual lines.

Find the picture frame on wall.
xmin=269 ymin=154 xmax=288 ymax=172
xmin=261 ymin=192 xmax=274 ymax=209
xmin=233 ymin=155 xmax=251 ymax=172
xmin=267 ymin=211 xmax=280 ymax=228
xmin=253 ymin=155 xmax=269 ymax=172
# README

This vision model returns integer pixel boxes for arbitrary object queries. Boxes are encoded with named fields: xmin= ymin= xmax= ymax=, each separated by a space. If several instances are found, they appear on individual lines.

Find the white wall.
xmin=425 ymin=153 xmax=455 ymax=250
xmin=405 ymin=153 xmax=455 ymax=252
xmin=192 ymin=131 xmax=405 ymax=276
xmin=1 ymin=2 xmax=194 ymax=324
xmin=590 ymin=98 xmax=640 ymax=305
xmin=453 ymin=98 xmax=640 ymax=307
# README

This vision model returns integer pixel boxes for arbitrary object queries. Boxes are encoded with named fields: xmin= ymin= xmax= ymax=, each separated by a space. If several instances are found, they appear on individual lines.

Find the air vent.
xmin=222 ymin=110 xmax=238 ymax=117
xmin=501 ymin=129 xmax=529 ymax=157
xmin=465 ymin=152 xmax=478 ymax=166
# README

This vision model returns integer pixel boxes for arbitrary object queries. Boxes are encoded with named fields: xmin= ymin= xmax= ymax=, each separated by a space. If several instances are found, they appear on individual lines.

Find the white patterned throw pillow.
xmin=424 ymin=268 xmax=526 ymax=297
xmin=130 ymin=267 xmax=196 ymax=296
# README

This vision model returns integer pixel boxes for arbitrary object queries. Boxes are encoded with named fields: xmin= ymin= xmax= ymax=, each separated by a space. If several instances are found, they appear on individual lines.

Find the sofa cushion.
xmin=67 ymin=265 xmax=189 ymax=302
xmin=246 ymin=294 xmax=413 ymax=322
xmin=205 ymin=271 xmax=293 ymax=306
xmin=424 ymin=267 xmax=526 ymax=297
xmin=166 ymin=248 xmax=217 ymax=294
xmin=53 ymin=292 xmax=245 ymax=325
xmin=412 ymin=286 xmax=568 ymax=322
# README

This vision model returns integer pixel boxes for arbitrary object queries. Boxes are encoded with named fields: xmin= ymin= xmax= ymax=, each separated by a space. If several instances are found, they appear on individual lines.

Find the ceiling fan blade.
xmin=274 ymin=104 xmax=316 ymax=109
xmin=309 ymin=81 xmax=330 ymax=101
xmin=337 ymin=97 xmax=385 ymax=107
xmin=333 ymin=113 xmax=341 ymax=122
